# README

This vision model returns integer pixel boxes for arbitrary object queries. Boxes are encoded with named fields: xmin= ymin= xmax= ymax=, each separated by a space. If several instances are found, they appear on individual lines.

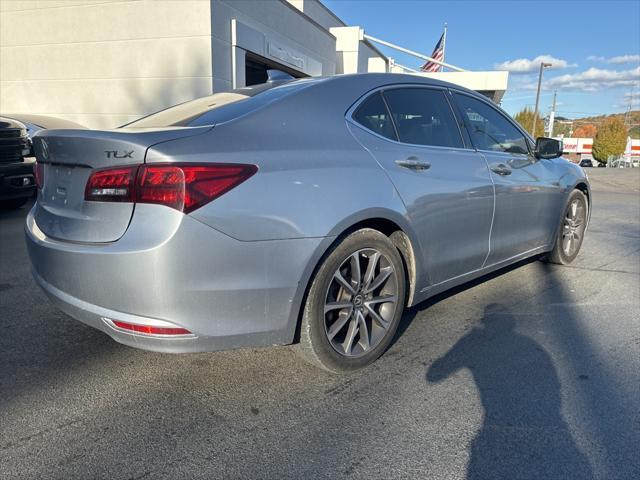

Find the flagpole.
xmin=441 ymin=23 xmax=447 ymax=72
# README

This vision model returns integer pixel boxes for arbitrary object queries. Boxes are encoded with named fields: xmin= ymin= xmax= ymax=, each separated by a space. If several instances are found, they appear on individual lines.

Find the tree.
xmin=552 ymin=121 xmax=572 ymax=138
xmin=573 ymin=124 xmax=597 ymax=138
xmin=592 ymin=117 xmax=627 ymax=164
xmin=514 ymin=107 xmax=545 ymax=138
xmin=629 ymin=125 xmax=640 ymax=139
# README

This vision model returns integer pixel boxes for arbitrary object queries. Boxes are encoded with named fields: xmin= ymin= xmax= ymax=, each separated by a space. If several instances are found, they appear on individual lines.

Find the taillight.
xmin=85 ymin=166 xmax=136 ymax=202
xmin=34 ymin=162 xmax=45 ymax=190
xmin=84 ymin=163 xmax=257 ymax=213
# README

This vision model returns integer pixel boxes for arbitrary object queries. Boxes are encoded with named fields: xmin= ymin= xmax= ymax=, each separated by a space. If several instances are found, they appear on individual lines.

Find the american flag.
xmin=420 ymin=32 xmax=445 ymax=72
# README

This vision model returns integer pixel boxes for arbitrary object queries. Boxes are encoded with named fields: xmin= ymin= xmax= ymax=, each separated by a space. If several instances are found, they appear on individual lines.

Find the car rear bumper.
xmin=25 ymin=203 xmax=326 ymax=353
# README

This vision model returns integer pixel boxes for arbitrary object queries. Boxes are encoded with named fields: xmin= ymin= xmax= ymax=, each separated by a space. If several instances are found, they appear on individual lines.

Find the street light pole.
xmin=532 ymin=61 xmax=552 ymax=137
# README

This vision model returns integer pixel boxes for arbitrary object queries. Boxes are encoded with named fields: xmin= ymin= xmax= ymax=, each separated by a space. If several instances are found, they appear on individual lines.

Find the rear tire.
xmin=298 ymin=228 xmax=406 ymax=373
xmin=544 ymin=189 xmax=588 ymax=265
xmin=0 ymin=197 xmax=29 ymax=210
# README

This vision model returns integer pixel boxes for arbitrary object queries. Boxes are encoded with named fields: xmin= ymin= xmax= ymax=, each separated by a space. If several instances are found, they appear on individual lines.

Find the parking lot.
xmin=1 ymin=168 xmax=638 ymax=479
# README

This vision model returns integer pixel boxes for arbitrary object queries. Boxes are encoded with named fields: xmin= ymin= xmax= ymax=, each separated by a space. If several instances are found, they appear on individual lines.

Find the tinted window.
xmin=453 ymin=93 xmax=529 ymax=155
xmin=383 ymin=88 xmax=463 ymax=148
xmin=352 ymin=92 xmax=396 ymax=140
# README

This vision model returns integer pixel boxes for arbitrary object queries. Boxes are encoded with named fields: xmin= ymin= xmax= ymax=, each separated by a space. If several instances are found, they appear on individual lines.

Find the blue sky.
xmin=322 ymin=0 xmax=640 ymax=118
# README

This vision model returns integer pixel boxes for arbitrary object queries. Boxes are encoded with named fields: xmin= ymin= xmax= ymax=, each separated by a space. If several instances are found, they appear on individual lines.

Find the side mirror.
xmin=534 ymin=137 xmax=563 ymax=159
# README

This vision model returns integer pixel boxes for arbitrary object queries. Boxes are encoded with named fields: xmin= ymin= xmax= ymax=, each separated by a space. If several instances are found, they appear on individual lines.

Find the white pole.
xmin=363 ymin=34 xmax=466 ymax=72
xmin=441 ymin=23 xmax=447 ymax=72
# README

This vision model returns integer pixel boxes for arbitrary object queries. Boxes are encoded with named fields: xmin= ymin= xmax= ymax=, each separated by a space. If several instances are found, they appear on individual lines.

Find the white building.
xmin=0 ymin=0 xmax=508 ymax=129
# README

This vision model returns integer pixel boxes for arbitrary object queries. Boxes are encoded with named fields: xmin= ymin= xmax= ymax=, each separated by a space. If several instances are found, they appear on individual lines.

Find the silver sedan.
xmin=25 ymin=73 xmax=590 ymax=372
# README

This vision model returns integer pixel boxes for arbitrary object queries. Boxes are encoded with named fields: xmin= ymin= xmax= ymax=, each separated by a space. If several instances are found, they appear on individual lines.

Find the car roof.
xmin=300 ymin=72 xmax=479 ymax=96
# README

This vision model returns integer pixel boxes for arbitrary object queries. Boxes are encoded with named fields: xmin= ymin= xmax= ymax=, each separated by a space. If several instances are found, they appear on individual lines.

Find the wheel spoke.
xmin=364 ymin=267 xmax=392 ymax=294
xmin=365 ymin=304 xmax=390 ymax=330
xmin=324 ymin=301 xmax=353 ymax=314
xmin=342 ymin=316 xmax=359 ymax=355
xmin=334 ymin=271 xmax=356 ymax=295
xmin=349 ymin=253 xmax=362 ymax=292
xmin=366 ymin=294 xmax=397 ymax=306
xmin=362 ymin=252 xmax=381 ymax=291
xmin=356 ymin=311 xmax=370 ymax=351
xmin=327 ymin=310 xmax=353 ymax=340
xmin=563 ymin=234 xmax=572 ymax=255
xmin=570 ymin=200 xmax=578 ymax=219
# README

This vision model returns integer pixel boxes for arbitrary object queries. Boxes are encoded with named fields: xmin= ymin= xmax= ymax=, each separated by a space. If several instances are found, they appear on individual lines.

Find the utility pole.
xmin=548 ymin=90 xmax=557 ymax=137
xmin=624 ymin=84 xmax=634 ymax=128
xmin=532 ymin=61 xmax=552 ymax=137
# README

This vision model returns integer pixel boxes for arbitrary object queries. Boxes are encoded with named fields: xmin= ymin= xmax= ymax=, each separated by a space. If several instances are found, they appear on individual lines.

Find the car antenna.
xmin=266 ymin=69 xmax=294 ymax=83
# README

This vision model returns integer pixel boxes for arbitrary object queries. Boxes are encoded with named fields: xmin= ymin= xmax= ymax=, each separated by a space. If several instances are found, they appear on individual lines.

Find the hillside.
xmin=553 ymin=110 xmax=640 ymax=138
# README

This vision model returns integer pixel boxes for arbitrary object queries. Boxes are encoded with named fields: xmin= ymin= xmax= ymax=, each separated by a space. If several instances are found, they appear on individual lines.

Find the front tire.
xmin=544 ymin=189 xmax=588 ymax=265
xmin=298 ymin=228 xmax=406 ymax=373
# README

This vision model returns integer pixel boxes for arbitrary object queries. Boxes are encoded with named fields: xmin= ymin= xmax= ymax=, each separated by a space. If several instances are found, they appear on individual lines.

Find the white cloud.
xmin=588 ymin=54 xmax=640 ymax=64
xmin=494 ymin=55 xmax=575 ymax=73
xmin=516 ymin=67 xmax=640 ymax=92
xmin=546 ymin=67 xmax=640 ymax=91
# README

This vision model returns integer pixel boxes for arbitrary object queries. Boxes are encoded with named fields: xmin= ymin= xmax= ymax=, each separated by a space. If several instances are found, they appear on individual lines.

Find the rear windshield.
xmin=124 ymin=79 xmax=320 ymax=128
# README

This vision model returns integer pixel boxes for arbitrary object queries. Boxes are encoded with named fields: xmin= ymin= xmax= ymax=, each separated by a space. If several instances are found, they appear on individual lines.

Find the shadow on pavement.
xmin=427 ymin=302 xmax=593 ymax=479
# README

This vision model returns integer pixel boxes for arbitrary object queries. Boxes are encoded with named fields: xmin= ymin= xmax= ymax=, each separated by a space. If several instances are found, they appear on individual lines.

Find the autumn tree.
xmin=573 ymin=124 xmax=597 ymax=138
xmin=592 ymin=117 xmax=627 ymax=164
xmin=629 ymin=125 xmax=640 ymax=139
xmin=514 ymin=107 xmax=545 ymax=138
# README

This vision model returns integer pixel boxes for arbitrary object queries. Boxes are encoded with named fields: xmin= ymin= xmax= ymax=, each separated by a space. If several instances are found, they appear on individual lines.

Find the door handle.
xmin=490 ymin=162 xmax=512 ymax=176
xmin=395 ymin=157 xmax=431 ymax=171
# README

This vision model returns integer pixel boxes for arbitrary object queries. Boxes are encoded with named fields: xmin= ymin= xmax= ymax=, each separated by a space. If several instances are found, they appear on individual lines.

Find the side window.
xmin=453 ymin=93 xmax=529 ymax=155
xmin=383 ymin=88 xmax=463 ymax=148
xmin=352 ymin=92 xmax=397 ymax=140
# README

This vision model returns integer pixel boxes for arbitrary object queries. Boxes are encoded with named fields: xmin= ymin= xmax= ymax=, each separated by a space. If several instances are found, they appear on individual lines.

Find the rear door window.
xmin=383 ymin=88 xmax=463 ymax=148
xmin=352 ymin=92 xmax=397 ymax=140
xmin=452 ymin=93 xmax=529 ymax=155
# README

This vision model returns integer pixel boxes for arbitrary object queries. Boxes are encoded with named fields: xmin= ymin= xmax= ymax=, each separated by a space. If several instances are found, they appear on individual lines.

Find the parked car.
xmin=2 ymin=114 xmax=86 ymax=155
xmin=579 ymin=158 xmax=593 ymax=167
xmin=0 ymin=117 xmax=35 ymax=209
xmin=25 ymin=73 xmax=590 ymax=372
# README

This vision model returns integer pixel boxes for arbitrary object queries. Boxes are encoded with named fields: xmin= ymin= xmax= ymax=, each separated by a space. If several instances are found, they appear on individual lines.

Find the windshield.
xmin=124 ymin=79 xmax=321 ymax=128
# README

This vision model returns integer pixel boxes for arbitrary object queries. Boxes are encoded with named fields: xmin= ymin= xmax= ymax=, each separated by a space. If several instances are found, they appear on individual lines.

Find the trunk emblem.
xmin=56 ymin=186 xmax=67 ymax=196
xmin=105 ymin=150 xmax=134 ymax=159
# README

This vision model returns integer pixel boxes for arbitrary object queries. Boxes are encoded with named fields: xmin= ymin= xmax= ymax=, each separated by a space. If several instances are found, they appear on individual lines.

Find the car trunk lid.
xmin=31 ymin=126 xmax=210 ymax=243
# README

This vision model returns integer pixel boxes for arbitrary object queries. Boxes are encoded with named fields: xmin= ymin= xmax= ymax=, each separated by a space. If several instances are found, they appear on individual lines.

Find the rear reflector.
xmin=85 ymin=163 xmax=257 ymax=213
xmin=112 ymin=320 xmax=191 ymax=336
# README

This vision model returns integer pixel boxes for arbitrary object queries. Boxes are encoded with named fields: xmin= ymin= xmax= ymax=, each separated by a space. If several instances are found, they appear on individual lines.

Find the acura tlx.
xmin=25 ymin=72 xmax=589 ymax=372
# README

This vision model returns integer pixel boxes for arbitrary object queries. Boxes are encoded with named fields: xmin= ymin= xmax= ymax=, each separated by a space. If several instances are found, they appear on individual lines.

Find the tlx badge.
xmin=105 ymin=150 xmax=134 ymax=159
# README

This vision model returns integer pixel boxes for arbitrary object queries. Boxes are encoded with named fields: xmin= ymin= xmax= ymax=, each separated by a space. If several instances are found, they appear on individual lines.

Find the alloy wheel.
xmin=562 ymin=198 xmax=586 ymax=256
xmin=323 ymin=248 xmax=399 ymax=357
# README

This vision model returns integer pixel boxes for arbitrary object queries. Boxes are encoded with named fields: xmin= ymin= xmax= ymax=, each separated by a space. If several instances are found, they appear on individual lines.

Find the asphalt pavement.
xmin=1 ymin=168 xmax=638 ymax=480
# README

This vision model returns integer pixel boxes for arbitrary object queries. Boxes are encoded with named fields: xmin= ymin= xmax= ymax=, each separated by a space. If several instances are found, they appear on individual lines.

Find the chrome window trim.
xmin=346 ymin=84 xmax=469 ymax=151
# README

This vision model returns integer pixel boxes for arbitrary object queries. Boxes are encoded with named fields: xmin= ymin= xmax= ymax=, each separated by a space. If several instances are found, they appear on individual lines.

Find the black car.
xmin=0 ymin=117 xmax=35 ymax=209
xmin=579 ymin=158 xmax=594 ymax=168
